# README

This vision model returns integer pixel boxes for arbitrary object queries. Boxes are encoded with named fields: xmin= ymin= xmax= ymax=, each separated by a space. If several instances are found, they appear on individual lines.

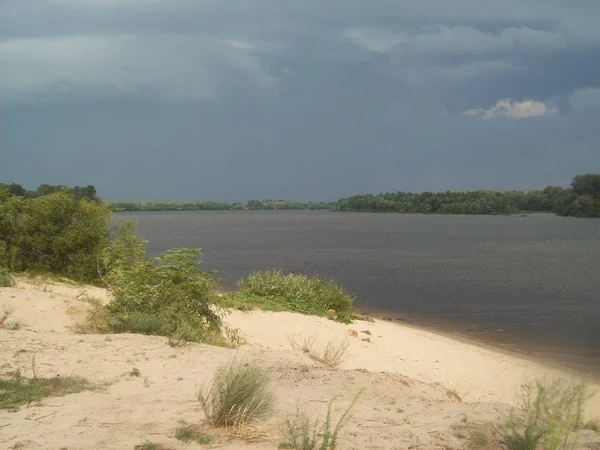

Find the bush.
xmin=228 ymin=270 xmax=354 ymax=323
xmin=198 ymin=360 xmax=275 ymax=427
xmin=0 ymin=191 xmax=110 ymax=282
xmin=503 ymin=378 xmax=595 ymax=450
xmin=0 ymin=269 xmax=14 ymax=287
xmin=83 ymin=221 xmax=242 ymax=346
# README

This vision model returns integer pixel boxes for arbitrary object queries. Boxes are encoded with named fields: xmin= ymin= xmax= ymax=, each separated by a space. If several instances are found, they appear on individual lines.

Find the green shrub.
xmin=198 ymin=360 xmax=275 ymax=427
xmin=503 ymin=378 xmax=595 ymax=450
xmin=227 ymin=270 xmax=354 ymax=322
xmin=0 ymin=191 xmax=110 ymax=282
xmin=0 ymin=269 xmax=14 ymax=287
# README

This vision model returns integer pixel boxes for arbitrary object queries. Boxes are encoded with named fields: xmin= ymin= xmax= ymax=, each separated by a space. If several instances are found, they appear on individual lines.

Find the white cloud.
xmin=462 ymin=99 xmax=558 ymax=119
xmin=0 ymin=34 xmax=277 ymax=104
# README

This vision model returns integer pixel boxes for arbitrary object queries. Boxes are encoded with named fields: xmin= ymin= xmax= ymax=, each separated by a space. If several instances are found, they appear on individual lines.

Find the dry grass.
xmin=288 ymin=335 xmax=350 ymax=369
xmin=197 ymin=360 xmax=275 ymax=428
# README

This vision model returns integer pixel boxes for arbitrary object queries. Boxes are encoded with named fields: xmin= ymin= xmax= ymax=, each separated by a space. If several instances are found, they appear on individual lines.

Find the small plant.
xmin=129 ymin=367 xmax=141 ymax=377
xmin=133 ymin=443 xmax=175 ymax=450
xmin=289 ymin=335 xmax=350 ymax=369
xmin=279 ymin=407 xmax=319 ymax=450
xmin=470 ymin=429 xmax=490 ymax=447
xmin=280 ymin=387 xmax=365 ymax=450
xmin=288 ymin=334 xmax=316 ymax=354
xmin=0 ymin=308 xmax=19 ymax=329
xmin=502 ymin=378 xmax=595 ymax=450
xmin=173 ymin=425 xmax=212 ymax=445
xmin=175 ymin=427 xmax=195 ymax=442
xmin=198 ymin=360 xmax=275 ymax=428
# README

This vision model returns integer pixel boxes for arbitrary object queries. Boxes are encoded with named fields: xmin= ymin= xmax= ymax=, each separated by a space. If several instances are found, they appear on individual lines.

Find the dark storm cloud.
xmin=1 ymin=0 xmax=599 ymax=200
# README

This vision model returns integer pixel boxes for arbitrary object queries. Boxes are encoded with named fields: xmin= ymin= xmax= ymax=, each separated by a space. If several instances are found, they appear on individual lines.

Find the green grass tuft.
xmin=198 ymin=359 xmax=275 ymax=427
xmin=223 ymin=270 xmax=354 ymax=323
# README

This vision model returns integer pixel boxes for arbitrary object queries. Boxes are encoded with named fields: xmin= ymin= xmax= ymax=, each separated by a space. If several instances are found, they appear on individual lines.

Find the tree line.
xmin=0 ymin=183 xmax=99 ymax=202
xmin=335 ymin=174 xmax=600 ymax=218
xmin=110 ymin=199 xmax=336 ymax=212
xmin=2 ymin=174 xmax=599 ymax=218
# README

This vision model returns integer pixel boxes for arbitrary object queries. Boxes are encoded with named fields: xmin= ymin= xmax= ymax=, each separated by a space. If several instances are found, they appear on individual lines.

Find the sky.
xmin=1 ymin=0 xmax=599 ymax=201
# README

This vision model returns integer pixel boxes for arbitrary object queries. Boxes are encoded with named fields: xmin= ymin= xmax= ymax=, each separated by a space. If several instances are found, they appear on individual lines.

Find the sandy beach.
xmin=1 ymin=278 xmax=599 ymax=450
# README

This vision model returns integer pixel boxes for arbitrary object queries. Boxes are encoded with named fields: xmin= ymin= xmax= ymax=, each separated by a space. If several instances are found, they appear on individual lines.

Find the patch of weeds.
xmin=279 ymin=387 xmax=366 ymax=450
xmin=129 ymin=367 xmax=141 ymax=377
xmin=197 ymin=434 xmax=212 ymax=445
xmin=133 ymin=442 xmax=175 ymax=450
xmin=289 ymin=335 xmax=350 ymax=369
xmin=198 ymin=359 xmax=275 ymax=427
xmin=222 ymin=270 xmax=354 ymax=323
xmin=470 ymin=429 xmax=490 ymax=447
xmin=0 ymin=371 xmax=99 ymax=410
xmin=503 ymin=378 xmax=595 ymax=450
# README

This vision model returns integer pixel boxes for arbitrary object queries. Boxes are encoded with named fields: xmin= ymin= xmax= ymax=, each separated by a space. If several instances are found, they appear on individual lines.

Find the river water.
xmin=114 ymin=211 xmax=600 ymax=376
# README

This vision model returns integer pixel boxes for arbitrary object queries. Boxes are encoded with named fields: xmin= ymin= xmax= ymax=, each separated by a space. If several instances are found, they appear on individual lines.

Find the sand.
xmin=1 ymin=277 xmax=599 ymax=450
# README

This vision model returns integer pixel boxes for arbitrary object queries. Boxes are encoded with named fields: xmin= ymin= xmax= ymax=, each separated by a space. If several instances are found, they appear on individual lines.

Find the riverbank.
xmin=354 ymin=306 xmax=600 ymax=382
xmin=2 ymin=278 xmax=600 ymax=449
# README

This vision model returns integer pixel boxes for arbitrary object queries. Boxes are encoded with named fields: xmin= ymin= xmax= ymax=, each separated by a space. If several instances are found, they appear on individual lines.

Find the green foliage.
xmin=198 ymin=360 xmax=275 ymax=427
xmin=0 ymin=372 xmax=96 ymax=410
xmin=87 ymin=221 xmax=241 ymax=346
xmin=335 ymin=174 xmax=600 ymax=218
xmin=503 ymin=378 xmax=595 ymax=450
xmin=0 ymin=191 xmax=110 ymax=281
xmin=0 ymin=269 xmax=15 ymax=287
xmin=226 ymin=270 xmax=354 ymax=323
xmin=279 ymin=387 xmax=365 ymax=450
xmin=174 ymin=426 xmax=212 ymax=444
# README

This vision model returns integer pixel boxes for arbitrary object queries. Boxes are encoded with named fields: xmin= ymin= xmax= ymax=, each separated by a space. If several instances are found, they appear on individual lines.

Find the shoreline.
xmin=354 ymin=305 xmax=600 ymax=383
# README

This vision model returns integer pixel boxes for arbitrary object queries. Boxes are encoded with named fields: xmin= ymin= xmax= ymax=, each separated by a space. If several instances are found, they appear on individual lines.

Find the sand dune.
xmin=1 ymin=278 xmax=599 ymax=449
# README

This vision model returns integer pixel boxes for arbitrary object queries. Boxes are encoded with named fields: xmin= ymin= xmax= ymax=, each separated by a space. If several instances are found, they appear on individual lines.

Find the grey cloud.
xmin=1 ymin=0 xmax=599 ymax=200
xmin=1 ymin=34 xmax=277 ymax=104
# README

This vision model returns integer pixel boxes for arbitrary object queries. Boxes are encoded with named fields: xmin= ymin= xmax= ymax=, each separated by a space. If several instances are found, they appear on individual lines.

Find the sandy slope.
xmin=1 ymin=278 xmax=599 ymax=450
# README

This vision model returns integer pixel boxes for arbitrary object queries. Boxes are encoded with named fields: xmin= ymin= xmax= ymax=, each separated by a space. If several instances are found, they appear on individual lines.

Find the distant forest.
xmin=336 ymin=174 xmax=600 ymax=218
xmin=2 ymin=173 xmax=599 ymax=218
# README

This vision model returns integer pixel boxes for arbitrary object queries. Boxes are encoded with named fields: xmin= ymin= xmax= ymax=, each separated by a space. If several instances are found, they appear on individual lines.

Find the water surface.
xmin=115 ymin=211 xmax=600 ymax=375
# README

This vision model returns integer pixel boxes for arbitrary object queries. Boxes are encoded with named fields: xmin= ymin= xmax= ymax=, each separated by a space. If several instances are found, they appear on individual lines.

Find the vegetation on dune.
xmin=0 ymin=188 xmax=110 ymax=282
xmin=198 ymin=360 xmax=275 ymax=428
xmin=0 ymin=359 xmax=100 ymax=411
xmin=223 ymin=270 xmax=354 ymax=323
xmin=82 ymin=221 xmax=244 ymax=347
xmin=336 ymin=173 xmax=600 ymax=218
xmin=502 ymin=378 xmax=596 ymax=450
xmin=279 ymin=387 xmax=366 ymax=450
